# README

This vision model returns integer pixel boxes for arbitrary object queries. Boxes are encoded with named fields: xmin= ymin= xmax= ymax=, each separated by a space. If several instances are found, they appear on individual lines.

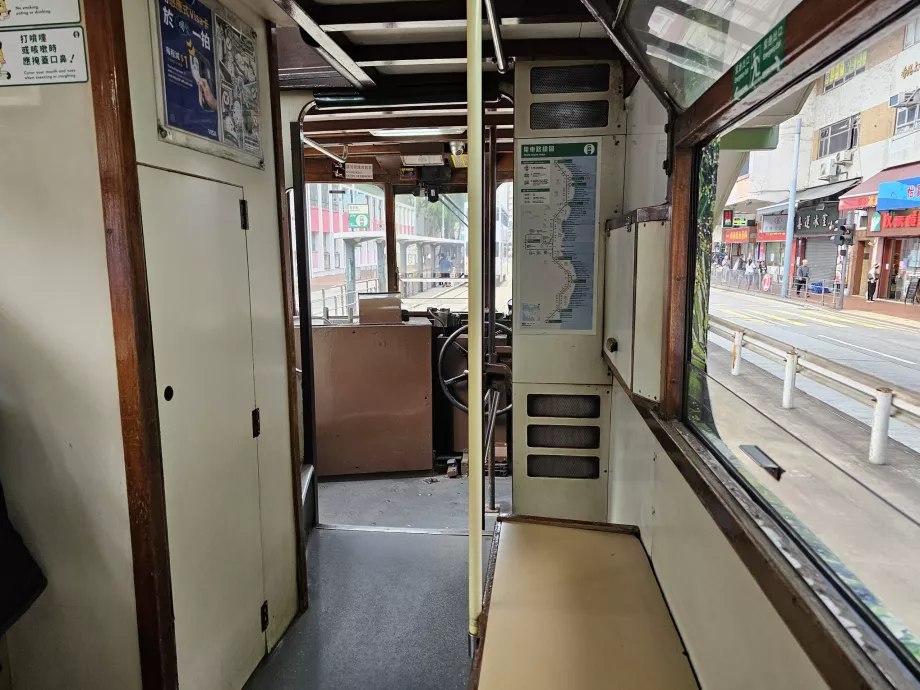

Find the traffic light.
xmin=832 ymin=219 xmax=856 ymax=246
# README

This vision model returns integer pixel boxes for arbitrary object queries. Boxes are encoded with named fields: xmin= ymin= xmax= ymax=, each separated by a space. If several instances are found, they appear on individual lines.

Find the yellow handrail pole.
xmin=467 ymin=0 xmax=484 ymax=643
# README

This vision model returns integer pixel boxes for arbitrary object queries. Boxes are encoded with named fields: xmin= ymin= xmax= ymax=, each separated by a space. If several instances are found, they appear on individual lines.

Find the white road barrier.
xmin=710 ymin=315 xmax=920 ymax=465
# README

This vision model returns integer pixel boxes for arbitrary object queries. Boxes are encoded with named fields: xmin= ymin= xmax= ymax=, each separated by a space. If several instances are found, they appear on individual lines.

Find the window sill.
xmin=636 ymin=405 xmax=916 ymax=689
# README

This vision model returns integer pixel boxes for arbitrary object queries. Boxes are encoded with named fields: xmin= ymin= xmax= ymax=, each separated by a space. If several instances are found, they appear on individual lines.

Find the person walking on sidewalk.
xmin=867 ymin=263 xmax=880 ymax=301
xmin=795 ymin=259 xmax=809 ymax=297
xmin=744 ymin=258 xmax=755 ymax=289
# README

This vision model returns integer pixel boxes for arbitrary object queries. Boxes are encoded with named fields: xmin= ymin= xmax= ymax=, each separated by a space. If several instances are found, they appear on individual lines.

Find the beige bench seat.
xmin=472 ymin=518 xmax=698 ymax=689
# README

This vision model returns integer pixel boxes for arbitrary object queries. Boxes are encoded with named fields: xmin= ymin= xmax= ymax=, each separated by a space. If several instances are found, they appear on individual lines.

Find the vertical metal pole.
xmin=838 ymin=211 xmax=853 ymax=311
xmin=731 ymin=331 xmax=744 ymax=375
xmin=466 ymin=0 xmax=484 ymax=650
xmin=782 ymin=118 xmax=801 ymax=299
xmin=290 ymin=123 xmax=318 ymax=473
xmin=385 ymin=182 xmax=399 ymax=292
xmin=870 ymin=388 xmax=893 ymax=465
xmin=486 ymin=126 xmax=497 ymax=514
xmin=782 ymin=352 xmax=797 ymax=409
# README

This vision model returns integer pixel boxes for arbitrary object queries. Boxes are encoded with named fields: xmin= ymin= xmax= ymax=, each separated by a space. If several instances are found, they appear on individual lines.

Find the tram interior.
xmin=2 ymin=0 xmax=919 ymax=689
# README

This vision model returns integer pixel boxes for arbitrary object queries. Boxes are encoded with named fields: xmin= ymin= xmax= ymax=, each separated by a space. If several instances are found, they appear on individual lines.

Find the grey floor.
xmin=244 ymin=529 xmax=490 ymax=690
xmin=318 ymin=475 xmax=512 ymax=529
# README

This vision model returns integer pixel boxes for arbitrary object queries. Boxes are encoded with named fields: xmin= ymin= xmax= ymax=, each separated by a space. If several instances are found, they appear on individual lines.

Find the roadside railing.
xmin=712 ymin=267 xmax=845 ymax=306
xmin=310 ymin=278 xmax=378 ymax=318
xmin=709 ymin=314 xmax=920 ymax=465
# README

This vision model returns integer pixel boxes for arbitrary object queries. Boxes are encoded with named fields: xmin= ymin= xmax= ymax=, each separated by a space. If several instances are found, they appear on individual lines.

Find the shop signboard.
xmin=757 ymin=213 xmax=787 ymax=242
xmin=878 ymin=177 xmax=920 ymax=211
xmin=794 ymin=203 xmax=839 ymax=235
xmin=723 ymin=228 xmax=749 ymax=243
xmin=880 ymin=210 xmax=920 ymax=233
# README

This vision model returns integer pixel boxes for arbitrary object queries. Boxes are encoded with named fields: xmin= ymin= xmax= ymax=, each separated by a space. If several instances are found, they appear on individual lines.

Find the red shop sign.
xmin=882 ymin=210 xmax=920 ymax=229
xmin=724 ymin=228 xmax=749 ymax=243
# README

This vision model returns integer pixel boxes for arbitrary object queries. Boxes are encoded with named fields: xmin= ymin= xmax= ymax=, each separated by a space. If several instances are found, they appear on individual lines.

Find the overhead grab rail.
xmin=709 ymin=314 xmax=920 ymax=465
xmin=483 ymin=0 xmax=509 ymax=74
xmin=300 ymin=133 xmax=347 ymax=164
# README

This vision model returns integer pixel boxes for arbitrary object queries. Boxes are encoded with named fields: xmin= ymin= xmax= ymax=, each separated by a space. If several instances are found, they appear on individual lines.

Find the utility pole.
xmin=782 ymin=118 xmax=802 ymax=299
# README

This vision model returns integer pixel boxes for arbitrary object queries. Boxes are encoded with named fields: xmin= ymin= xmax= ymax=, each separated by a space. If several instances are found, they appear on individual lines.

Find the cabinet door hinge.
xmin=240 ymin=199 xmax=250 ymax=230
xmin=252 ymin=407 xmax=261 ymax=438
xmin=261 ymin=600 xmax=269 ymax=632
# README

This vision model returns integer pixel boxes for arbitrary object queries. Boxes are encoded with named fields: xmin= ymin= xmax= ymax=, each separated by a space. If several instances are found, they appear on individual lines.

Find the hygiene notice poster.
xmin=0 ymin=26 xmax=87 ymax=87
xmin=215 ymin=14 xmax=260 ymax=156
xmin=156 ymin=0 xmax=261 ymax=161
xmin=158 ymin=0 xmax=220 ymax=142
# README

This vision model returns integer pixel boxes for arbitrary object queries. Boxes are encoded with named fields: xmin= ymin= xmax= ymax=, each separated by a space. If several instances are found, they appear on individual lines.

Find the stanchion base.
xmin=468 ymin=632 xmax=480 ymax=657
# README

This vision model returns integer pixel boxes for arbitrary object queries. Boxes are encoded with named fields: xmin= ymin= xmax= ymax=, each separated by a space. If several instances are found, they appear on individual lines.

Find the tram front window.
xmin=399 ymin=183 xmax=513 ymax=316
xmin=291 ymin=182 xmax=389 ymax=320
xmin=686 ymin=18 xmax=920 ymax=670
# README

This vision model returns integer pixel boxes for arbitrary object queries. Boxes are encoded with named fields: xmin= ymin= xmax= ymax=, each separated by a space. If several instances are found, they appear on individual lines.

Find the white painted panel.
xmin=139 ymin=166 xmax=265 ymax=690
xmin=607 ymin=384 xmax=655 ymax=553
xmin=0 ymin=77 xmax=141 ymax=687
xmin=603 ymin=224 xmax=634 ymax=388
xmin=633 ymin=221 xmax=669 ymax=402
xmin=123 ymin=0 xmax=297 ymax=645
xmin=513 ymin=383 xmax=611 ymax=521
xmin=606 ymin=385 xmax=829 ymax=689
xmin=624 ymin=81 xmax=668 ymax=212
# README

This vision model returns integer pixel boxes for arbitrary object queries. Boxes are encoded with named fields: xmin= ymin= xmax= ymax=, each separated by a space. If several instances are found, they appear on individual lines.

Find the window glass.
xmin=823 ymin=50 xmax=867 ymax=91
xmin=620 ymin=0 xmax=802 ymax=108
xmin=293 ymin=182 xmax=388 ymax=320
xmin=689 ymin=116 xmax=920 ymax=674
xmin=398 ymin=182 xmax=513 ymax=315
xmin=906 ymin=18 xmax=919 ymax=49
xmin=817 ymin=116 xmax=858 ymax=158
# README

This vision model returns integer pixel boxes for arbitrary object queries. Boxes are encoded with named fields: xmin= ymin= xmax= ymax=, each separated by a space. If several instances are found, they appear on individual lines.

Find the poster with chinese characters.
xmin=0 ymin=0 xmax=81 ymax=28
xmin=0 ymin=26 xmax=87 ymax=86
xmin=158 ymin=0 xmax=220 ymax=142
xmin=215 ymin=14 xmax=260 ymax=157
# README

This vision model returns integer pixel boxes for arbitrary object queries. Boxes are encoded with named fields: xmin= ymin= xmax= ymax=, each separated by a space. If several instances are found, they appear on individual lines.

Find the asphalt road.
xmin=708 ymin=289 xmax=920 ymax=392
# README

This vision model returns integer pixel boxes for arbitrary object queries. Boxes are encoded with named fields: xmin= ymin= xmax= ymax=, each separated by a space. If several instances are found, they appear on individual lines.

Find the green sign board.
xmin=521 ymin=142 xmax=597 ymax=159
xmin=347 ymin=204 xmax=370 ymax=229
xmin=732 ymin=20 xmax=786 ymax=102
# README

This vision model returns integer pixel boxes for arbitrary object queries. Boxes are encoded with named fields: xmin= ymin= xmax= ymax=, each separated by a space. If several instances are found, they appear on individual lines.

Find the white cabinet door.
xmin=139 ymin=166 xmax=265 ymax=690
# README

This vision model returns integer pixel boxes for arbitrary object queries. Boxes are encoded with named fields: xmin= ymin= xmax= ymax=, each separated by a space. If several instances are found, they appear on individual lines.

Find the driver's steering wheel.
xmin=437 ymin=323 xmax=512 ymax=415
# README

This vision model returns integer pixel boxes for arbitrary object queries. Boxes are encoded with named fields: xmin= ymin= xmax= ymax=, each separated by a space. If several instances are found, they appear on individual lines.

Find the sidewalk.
xmin=713 ymin=282 xmax=920 ymax=328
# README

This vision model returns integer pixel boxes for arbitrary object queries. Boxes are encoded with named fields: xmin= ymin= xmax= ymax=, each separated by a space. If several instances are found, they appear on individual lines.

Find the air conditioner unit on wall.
xmin=818 ymin=161 xmax=834 ymax=180
xmin=904 ymin=89 xmax=920 ymax=106
xmin=834 ymin=150 xmax=853 ymax=165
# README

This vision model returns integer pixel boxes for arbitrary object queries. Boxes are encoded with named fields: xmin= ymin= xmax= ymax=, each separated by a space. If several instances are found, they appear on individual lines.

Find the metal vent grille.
xmin=527 ymin=455 xmax=600 ymax=479
xmin=531 ymin=64 xmax=610 ymax=94
xmin=527 ymin=394 xmax=601 ymax=419
xmin=527 ymin=425 xmax=600 ymax=449
xmin=530 ymin=101 xmax=609 ymax=130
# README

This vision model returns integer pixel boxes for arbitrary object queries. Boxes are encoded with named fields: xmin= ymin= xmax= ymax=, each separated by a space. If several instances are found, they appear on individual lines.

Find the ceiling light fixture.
xmin=369 ymin=127 xmax=467 ymax=137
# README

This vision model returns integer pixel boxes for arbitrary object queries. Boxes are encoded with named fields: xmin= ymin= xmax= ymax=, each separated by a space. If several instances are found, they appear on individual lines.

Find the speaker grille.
xmin=530 ymin=101 xmax=609 ymax=130
xmin=527 ymin=455 xmax=600 ymax=479
xmin=527 ymin=424 xmax=600 ymax=449
xmin=527 ymin=394 xmax=601 ymax=419
xmin=531 ymin=64 xmax=610 ymax=94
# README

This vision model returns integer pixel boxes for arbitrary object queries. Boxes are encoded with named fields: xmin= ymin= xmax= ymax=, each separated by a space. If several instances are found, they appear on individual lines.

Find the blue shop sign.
xmin=878 ymin=176 xmax=920 ymax=211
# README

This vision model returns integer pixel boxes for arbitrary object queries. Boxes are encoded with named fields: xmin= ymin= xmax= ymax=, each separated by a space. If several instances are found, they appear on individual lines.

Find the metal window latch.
xmin=252 ymin=408 xmax=261 ymax=438
xmin=240 ymin=199 xmax=250 ymax=230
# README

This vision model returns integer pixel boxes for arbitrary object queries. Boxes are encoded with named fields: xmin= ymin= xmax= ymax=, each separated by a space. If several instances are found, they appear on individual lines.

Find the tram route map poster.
xmin=516 ymin=140 xmax=600 ymax=334
xmin=215 ymin=14 xmax=261 ymax=157
xmin=158 ymin=0 xmax=220 ymax=142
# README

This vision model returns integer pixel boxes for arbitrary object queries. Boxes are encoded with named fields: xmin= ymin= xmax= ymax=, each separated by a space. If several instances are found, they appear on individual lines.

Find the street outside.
xmin=704 ymin=285 xmax=920 ymax=644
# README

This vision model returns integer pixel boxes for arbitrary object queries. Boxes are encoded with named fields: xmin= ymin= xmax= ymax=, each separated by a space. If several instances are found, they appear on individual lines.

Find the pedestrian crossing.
xmin=712 ymin=306 xmax=900 ymax=330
